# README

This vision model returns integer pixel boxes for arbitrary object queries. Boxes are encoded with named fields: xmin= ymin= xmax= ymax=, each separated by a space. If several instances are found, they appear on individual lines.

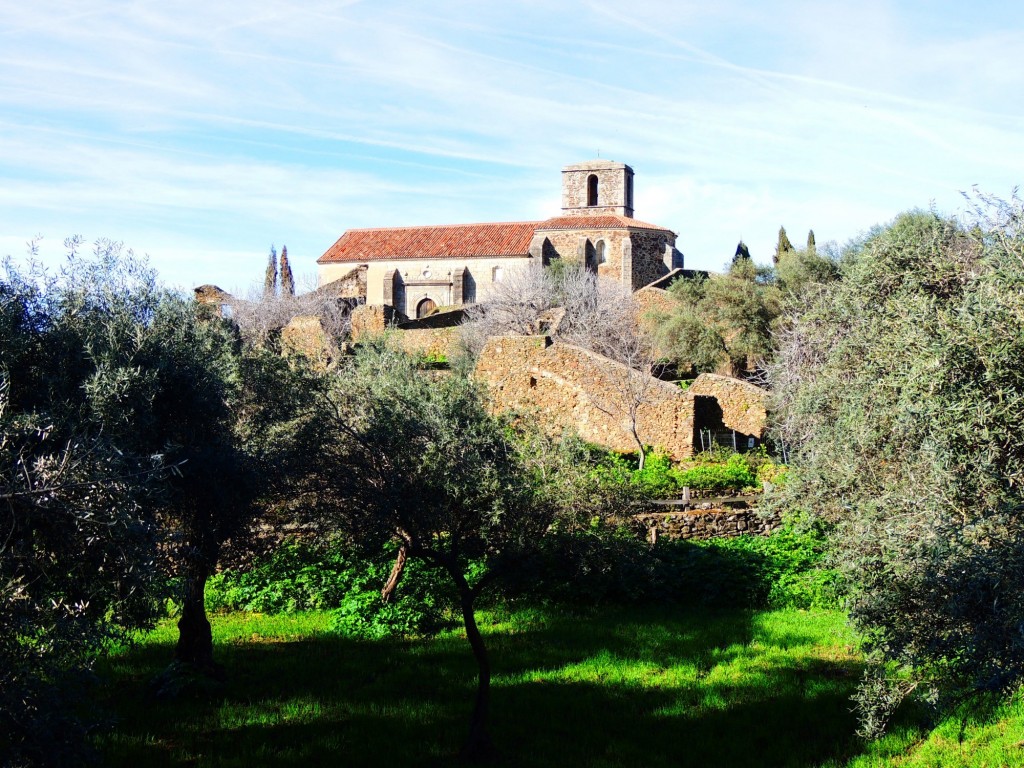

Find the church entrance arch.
xmin=416 ymin=297 xmax=437 ymax=318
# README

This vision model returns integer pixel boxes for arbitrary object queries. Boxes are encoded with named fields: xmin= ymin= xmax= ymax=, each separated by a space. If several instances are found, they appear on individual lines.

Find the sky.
xmin=1 ymin=0 xmax=1022 ymax=294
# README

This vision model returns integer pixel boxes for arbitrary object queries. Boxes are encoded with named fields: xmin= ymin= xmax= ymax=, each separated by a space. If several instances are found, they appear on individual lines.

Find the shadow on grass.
xmin=96 ymin=607 xmax=864 ymax=768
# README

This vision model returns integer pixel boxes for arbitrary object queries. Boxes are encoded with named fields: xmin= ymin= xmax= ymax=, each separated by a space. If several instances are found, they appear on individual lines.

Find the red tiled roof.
xmin=317 ymin=221 xmax=541 ymax=264
xmin=317 ymin=215 xmax=675 ymax=264
xmin=535 ymin=215 xmax=673 ymax=232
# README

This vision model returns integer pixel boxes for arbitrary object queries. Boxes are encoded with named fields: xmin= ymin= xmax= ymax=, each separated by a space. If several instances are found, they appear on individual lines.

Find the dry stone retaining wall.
xmin=633 ymin=507 xmax=782 ymax=541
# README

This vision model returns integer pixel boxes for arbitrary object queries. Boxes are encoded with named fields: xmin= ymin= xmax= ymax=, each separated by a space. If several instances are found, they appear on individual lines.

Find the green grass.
xmin=96 ymin=606 xmax=867 ymax=767
xmin=94 ymin=606 xmax=1024 ymax=767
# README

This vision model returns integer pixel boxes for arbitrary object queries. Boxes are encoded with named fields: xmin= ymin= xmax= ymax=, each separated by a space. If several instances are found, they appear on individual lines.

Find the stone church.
xmin=317 ymin=160 xmax=683 ymax=318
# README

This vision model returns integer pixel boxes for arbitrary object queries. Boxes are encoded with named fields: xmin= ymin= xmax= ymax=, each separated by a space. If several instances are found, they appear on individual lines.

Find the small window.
xmin=587 ymin=174 xmax=598 ymax=206
xmin=492 ymin=266 xmax=504 ymax=283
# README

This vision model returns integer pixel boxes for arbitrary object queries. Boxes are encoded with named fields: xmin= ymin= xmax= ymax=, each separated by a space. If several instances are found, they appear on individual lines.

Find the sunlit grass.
xmin=94 ymin=606 xmax=1024 ymax=767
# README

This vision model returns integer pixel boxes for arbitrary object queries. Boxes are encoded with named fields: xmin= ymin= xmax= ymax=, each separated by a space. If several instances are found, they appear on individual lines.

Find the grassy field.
xmin=94 ymin=606 xmax=1024 ymax=767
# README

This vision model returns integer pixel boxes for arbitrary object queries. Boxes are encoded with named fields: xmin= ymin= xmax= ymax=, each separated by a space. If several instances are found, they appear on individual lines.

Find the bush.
xmin=206 ymin=539 xmax=457 ymax=638
xmin=673 ymin=453 xmax=758 ymax=492
xmin=587 ymin=446 xmax=771 ymax=499
xmin=497 ymin=516 xmax=837 ymax=610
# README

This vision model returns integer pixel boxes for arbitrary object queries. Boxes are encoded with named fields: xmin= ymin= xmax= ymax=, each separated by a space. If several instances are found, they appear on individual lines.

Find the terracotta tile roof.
xmin=318 ymin=215 xmax=675 ymax=264
xmin=536 ymin=214 xmax=673 ymax=232
xmin=317 ymin=221 xmax=541 ymax=264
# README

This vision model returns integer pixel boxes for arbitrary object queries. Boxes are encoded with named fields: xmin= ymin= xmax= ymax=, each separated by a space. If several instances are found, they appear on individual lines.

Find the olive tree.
xmin=769 ymin=196 xmax=1024 ymax=735
xmin=310 ymin=341 xmax=561 ymax=760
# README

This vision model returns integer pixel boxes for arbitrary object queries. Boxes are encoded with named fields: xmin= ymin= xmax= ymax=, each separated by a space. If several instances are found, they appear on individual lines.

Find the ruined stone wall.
xmin=633 ymin=507 xmax=782 ymax=541
xmin=280 ymin=315 xmax=339 ymax=370
xmin=350 ymin=304 xmax=460 ymax=359
xmin=317 ymin=265 xmax=367 ymax=300
xmin=689 ymin=373 xmax=768 ymax=438
xmin=395 ymin=327 xmax=458 ymax=359
xmin=475 ymin=336 xmax=695 ymax=459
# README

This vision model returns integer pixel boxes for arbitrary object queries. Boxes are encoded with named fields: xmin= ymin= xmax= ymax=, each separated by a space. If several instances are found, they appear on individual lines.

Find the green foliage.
xmin=503 ymin=518 xmax=837 ymax=611
xmin=674 ymin=453 xmax=758 ymax=492
xmin=206 ymin=540 xmax=456 ymax=639
xmin=770 ymin=194 xmax=1024 ymax=735
xmin=587 ymin=446 xmax=770 ymax=497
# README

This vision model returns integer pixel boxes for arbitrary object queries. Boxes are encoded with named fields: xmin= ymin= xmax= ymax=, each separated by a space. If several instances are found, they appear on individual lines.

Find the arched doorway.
xmin=416 ymin=298 xmax=437 ymax=318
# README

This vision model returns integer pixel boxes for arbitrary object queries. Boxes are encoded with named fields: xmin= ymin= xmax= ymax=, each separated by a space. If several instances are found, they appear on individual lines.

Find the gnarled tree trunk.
xmin=452 ymin=573 xmax=494 ymax=761
xmin=175 ymin=558 xmax=221 ymax=676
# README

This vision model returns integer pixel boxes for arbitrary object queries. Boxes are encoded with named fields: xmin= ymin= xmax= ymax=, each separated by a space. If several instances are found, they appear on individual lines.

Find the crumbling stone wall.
xmin=281 ymin=315 xmax=339 ymax=370
xmin=633 ymin=507 xmax=782 ymax=541
xmin=350 ymin=304 xmax=460 ymax=359
xmin=316 ymin=264 xmax=367 ymax=300
xmin=689 ymin=373 xmax=768 ymax=438
xmin=475 ymin=335 xmax=695 ymax=459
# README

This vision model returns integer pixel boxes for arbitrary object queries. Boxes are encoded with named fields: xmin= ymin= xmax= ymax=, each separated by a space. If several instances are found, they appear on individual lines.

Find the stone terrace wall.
xmin=475 ymin=335 xmax=695 ymax=459
xmin=633 ymin=508 xmax=782 ymax=541
xmin=689 ymin=373 xmax=768 ymax=438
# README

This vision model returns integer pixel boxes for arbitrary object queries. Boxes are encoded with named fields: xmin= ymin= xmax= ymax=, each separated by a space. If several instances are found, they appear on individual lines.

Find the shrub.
xmin=673 ymin=453 xmax=758 ymax=492
xmin=206 ymin=539 xmax=457 ymax=638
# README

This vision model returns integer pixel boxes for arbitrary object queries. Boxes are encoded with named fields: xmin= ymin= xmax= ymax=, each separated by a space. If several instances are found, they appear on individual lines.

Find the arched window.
xmin=587 ymin=174 xmax=598 ymax=206
xmin=595 ymin=240 xmax=606 ymax=264
xmin=416 ymin=298 xmax=436 ymax=318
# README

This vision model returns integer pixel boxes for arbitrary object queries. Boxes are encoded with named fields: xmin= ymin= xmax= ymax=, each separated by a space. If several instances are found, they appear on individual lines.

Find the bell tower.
xmin=561 ymin=160 xmax=634 ymax=218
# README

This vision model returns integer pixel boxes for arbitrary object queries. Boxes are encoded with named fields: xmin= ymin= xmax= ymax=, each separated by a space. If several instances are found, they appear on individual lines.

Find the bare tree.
xmin=462 ymin=264 xmax=661 ymax=467
xmin=230 ymin=284 xmax=355 ymax=349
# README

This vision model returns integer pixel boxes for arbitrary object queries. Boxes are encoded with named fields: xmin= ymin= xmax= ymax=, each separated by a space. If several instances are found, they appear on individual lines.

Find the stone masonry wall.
xmin=629 ymin=231 xmax=674 ymax=289
xmin=561 ymin=162 xmax=632 ymax=217
xmin=475 ymin=335 xmax=695 ymax=459
xmin=689 ymin=373 xmax=768 ymax=438
xmin=632 ymin=507 xmax=782 ymax=541
xmin=540 ymin=229 xmax=631 ymax=285
xmin=280 ymin=315 xmax=339 ymax=370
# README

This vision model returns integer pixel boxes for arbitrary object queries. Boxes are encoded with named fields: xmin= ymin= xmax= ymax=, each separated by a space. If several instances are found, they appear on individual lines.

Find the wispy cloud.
xmin=1 ymin=0 xmax=1021 ymax=287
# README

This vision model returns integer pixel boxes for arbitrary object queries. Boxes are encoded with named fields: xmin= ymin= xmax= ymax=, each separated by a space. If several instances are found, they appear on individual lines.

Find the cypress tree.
xmin=264 ymin=245 xmax=278 ymax=299
xmin=774 ymin=226 xmax=794 ymax=264
xmin=807 ymin=229 xmax=816 ymax=255
xmin=280 ymin=245 xmax=295 ymax=297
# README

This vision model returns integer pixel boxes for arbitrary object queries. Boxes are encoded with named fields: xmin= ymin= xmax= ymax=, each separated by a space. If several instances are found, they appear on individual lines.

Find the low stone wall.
xmin=397 ymin=326 xmax=458 ymax=359
xmin=475 ymin=335 xmax=695 ymax=459
xmin=633 ymin=507 xmax=782 ymax=541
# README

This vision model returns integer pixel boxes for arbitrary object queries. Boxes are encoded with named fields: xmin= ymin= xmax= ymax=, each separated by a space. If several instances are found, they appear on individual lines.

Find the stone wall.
xmin=320 ymin=256 xmax=534 ymax=309
xmin=629 ymin=230 xmax=674 ymax=289
xmin=280 ymin=315 xmax=339 ymax=370
xmin=561 ymin=161 xmax=633 ymax=217
xmin=475 ymin=335 xmax=695 ymax=459
xmin=689 ymin=373 xmax=768 ymax=438
xmin=633 ymin=507 xmax=782 ymax=541
xmin=350 ymin=304 xmax=460 ymax=359
xmin=316 ymin=264 xmax=367 ymax=300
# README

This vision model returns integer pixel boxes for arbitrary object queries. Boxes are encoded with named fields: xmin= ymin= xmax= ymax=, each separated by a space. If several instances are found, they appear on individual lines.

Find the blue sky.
xmin=2 ymin=0 xmax=1022 ymax=293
